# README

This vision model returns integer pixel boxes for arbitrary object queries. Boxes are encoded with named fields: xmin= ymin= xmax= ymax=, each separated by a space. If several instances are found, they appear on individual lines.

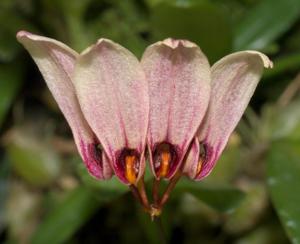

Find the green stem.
xmin=154 ymin=216 xmax=167 ymax=244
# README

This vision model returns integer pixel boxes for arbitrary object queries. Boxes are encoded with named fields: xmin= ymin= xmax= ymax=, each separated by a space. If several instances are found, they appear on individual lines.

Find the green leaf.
xmin=6 ymin=183 xmax=42 ymax=244
xmin=31 ymin=187 xmax=99 ymax=244
xmin=6 ymin=129 xmax=61 ymax=187
xmin=269 ymin=100 xmax=300 ymax=141
xmin=82 ymin=175 xmax=129 ymax=202
xmin=235 ymin=223 xmax=290 ymax=244
xmin=0 ymin=9 xmax=36 ymax=61
xmin=0 ymin=64 xmax=23 ymax=127
xmin=174 ymin=179 xmax=245 ymax=212
xmin=224 ymin=183 xmax=268 ymax=234
xmin=267 ymin=141 xmax=300 ymax=244
xmin=53 ymin=0 xmax=93 ymax=50
xmin=203 ymin=142 xmax=241 ymax=185
xmin=0 ymin=32 xmax=20 ymax=62
xmin=86 ymin=0 xmax=148 ymax=58
xmin=0 ymin=156 xmax=10 ymax=231
xmin=151 ymin=0 xmax=232 ymax=62
xmin=234 ymin=0 xmax=300 ymax=50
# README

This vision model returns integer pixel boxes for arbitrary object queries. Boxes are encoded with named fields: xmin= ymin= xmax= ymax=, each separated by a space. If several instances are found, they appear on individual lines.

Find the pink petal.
xmin=141 ymin=39 xmax=211 ymax=179
xmin=16 ymin=31 xmax=113 ymax=179
xmin=73 ymin=39 xmax=149 ymax=184
xmin=193 ymin=51 xmax=273 ymax=180
xmin=182 ymin=137 xmax=200 ymax=178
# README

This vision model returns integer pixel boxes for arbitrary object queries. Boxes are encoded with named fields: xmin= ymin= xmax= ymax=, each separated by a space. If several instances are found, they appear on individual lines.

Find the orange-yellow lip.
xmin=125 ymin=155 xmax=138 ymax=184
xmin=158 ymin=151 xmax=171 ymax=178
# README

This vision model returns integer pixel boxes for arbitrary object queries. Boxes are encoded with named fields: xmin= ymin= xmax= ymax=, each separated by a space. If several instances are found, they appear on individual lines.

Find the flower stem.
xmin=129 ymin=185 xmax=144 ymax=206
xmin=153 ymin=216 xmax=167 ymax=244
xmin=152 ymin=178 xmax=160 ymax=205
xmin=131 ymin=172 xmax=181 ymax=218
xmin=137 ymin=176 xmax=150 ymax=209
xmin=159 ymin=172 xmax=181 ymax=207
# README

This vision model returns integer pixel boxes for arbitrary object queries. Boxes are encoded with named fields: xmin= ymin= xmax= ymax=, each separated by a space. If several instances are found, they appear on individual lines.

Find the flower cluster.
xmin=17 ymin=31 xmax=272 ymax=216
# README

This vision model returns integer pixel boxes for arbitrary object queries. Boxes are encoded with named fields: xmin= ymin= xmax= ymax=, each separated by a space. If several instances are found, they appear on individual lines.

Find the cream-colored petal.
xmin=17 ymin=31 xmax=113 ymax=179
xmin=73 ymin=38 xmax=149 ymax=184
xmin=195 ymin=51 xmax=272 ymax=180
xmin=142 ymin=38 xmax=211 ymax=179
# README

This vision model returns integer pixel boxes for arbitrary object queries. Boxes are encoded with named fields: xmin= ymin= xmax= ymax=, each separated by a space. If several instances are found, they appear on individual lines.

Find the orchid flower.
xmin=17 ymin=31 xmax=272 ymax=217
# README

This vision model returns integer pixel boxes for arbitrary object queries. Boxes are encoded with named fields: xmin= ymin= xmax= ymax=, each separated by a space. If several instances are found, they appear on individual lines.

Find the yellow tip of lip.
xmin=125 ymin=155 xmax=137 ymax=184
xmin=158 ymin=151 xmax=171 ymax=178
xmin=196 ymin=159 xmax=203 ymax=175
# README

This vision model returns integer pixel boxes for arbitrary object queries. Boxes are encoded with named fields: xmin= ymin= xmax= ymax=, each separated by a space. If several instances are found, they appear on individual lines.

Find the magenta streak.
xmin=196 ymin=140 xmax=222 ymax=180
xmin=114 ymin=149 xmax=128 ymax=183
xmin=167 ymin=145 xmax=182 ymax=178
xmin=80 ymin=139 xmax=103 ymax=179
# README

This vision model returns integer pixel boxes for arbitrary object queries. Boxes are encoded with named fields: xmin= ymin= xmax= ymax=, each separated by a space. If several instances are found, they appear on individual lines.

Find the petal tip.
xmin=80 ymin=38 xmax=119 ymax=57
xmin=16 ymin=31 xmax=79 ymax=57
xmin=16 ymin=30 xmax=42 ymax=42
xmin=16 ymin=30 xmax=32 ymax=42
xmin=245 ymin=50 xmax=273 ymax=69
xmin=159 ymin=38 xmax=198 ymax=49
xmin=16 ymin=30 xmax=27 ymax=38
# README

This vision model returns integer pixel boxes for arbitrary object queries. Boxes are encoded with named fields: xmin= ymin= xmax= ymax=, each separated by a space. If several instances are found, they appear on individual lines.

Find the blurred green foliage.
xmin=151 ymin=0 xmax=232 ymax=62
xmin=267 ymin=142 xmax=300 ymax=244
xmin=234 ymin=0 xmax=300 ymax=50
xmin=0 ymin=0 xmax=300 ymax=243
